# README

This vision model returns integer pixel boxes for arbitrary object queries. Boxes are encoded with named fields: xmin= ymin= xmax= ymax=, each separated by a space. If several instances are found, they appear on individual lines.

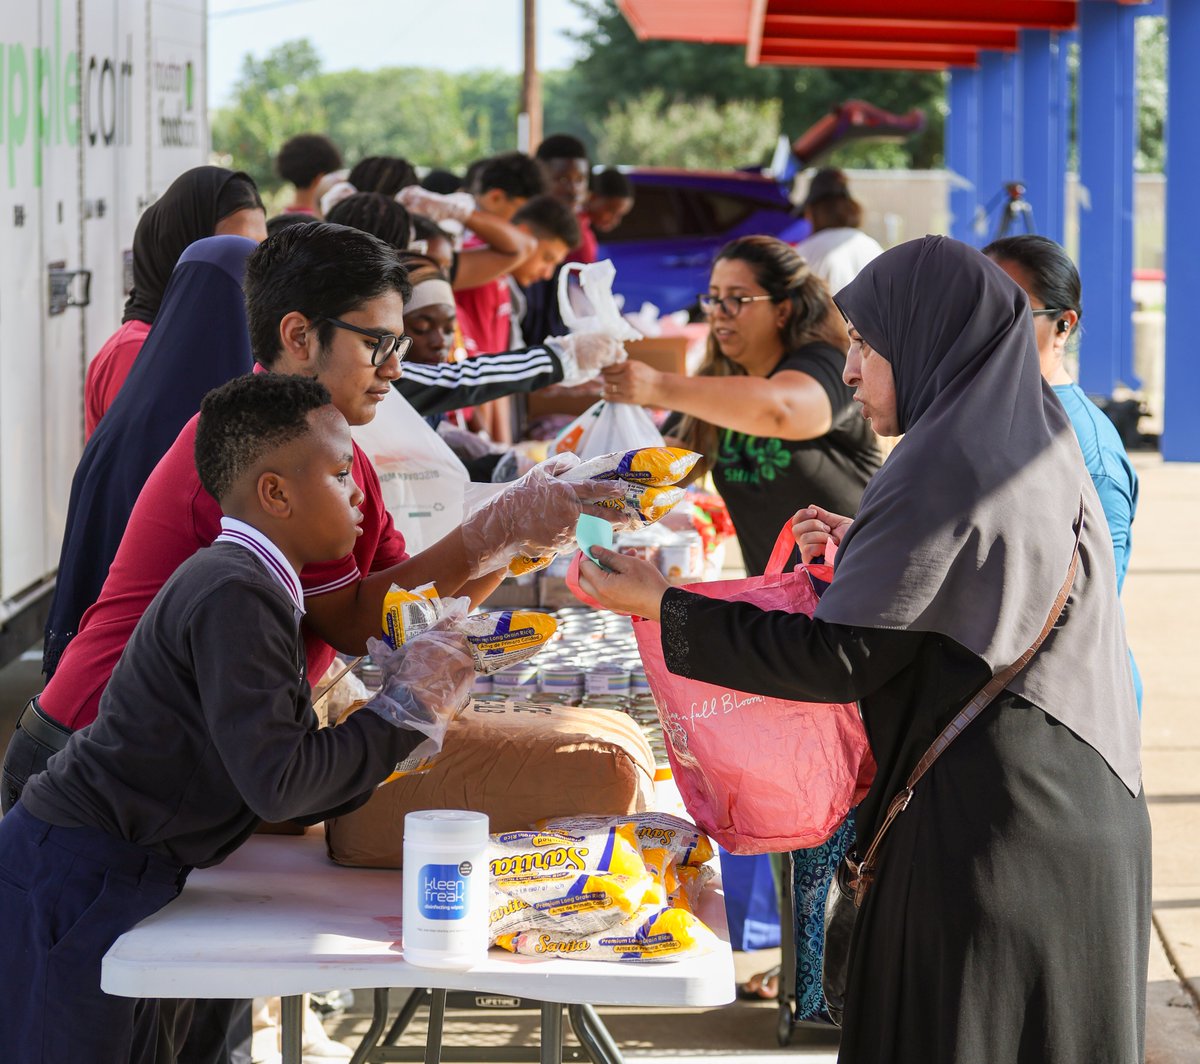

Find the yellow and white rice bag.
xmin=540 ymin=813 xmax=715 ymax=872
xmin=566 ymin=448 xmax=700 ymax=488
xmin=488 ymin=823 xmax=646 ymax=880
xmin=494 ymin=905 xmax=720 ymax=963
xmin=489 ymin=870 xmax=655 ymax=938
xmin=380 ymin=584 xmax=556 ymax=673
xmin=594 ymin=484 xmax=686 ymax=527
xmin=487 ymin=823 xmax=655 ymax=937
xmin=380 ymin=583 xmax=441 ymax=649
xmin=461 ymin=611 xmax=557 ymax=674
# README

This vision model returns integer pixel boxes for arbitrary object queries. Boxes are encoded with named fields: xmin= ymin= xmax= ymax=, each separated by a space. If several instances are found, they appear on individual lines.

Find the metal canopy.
xmin=619 ymin=1 xmax=1080 ymax=70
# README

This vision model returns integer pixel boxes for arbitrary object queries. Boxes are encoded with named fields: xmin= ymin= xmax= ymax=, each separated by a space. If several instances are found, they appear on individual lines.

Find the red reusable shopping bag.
xmin=631 ymin=526 xmax=875 ymax=855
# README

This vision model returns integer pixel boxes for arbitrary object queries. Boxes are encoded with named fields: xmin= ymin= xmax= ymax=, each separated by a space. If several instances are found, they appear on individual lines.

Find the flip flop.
xmin=736 ymin=965 xmax=781 ymax=1000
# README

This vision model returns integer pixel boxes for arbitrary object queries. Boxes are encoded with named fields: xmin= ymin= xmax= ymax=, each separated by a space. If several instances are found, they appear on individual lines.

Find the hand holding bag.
xmin=632 ymin=525 xmax=875 ymax=855
xmin=821 ymin=500 xmax=1084 ymax=1026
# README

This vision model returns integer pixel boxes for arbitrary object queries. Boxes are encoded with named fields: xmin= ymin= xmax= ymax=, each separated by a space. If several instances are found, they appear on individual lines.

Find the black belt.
xmin=16 ymin=697 xmax=74 ymax=753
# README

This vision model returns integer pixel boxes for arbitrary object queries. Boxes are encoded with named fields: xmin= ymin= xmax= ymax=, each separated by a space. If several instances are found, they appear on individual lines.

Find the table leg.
xmin=349 ymin=987 xmax=391 ymax=1064
xmin=567 ymin=1004 xmax=624 ymax=1064
xmin=384 ymin=987 xmax=427 ymax=1045
xmin=280 ymin=995 xmax=305 ymax=1064
xmin=540 ymin=1002 xmax=563 ymax=1064
xmin=424 ymin=988 xmax=447 ymax=1064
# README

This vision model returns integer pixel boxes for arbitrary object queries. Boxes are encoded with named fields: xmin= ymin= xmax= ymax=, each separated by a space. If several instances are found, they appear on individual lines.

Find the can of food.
xmin=630 ymin=663 xmax=651 ymax=696
xmin=539 ymin=664 xmax=585 ymax=701
xmin=658 ymin=543 xmax=694 ymax=581
xmin=579 ymin=695 xmax=630 ymax=711
xmin=585 ymin=662 xmax=631 ymax=696
xmin=471 ymin=673 xmax=494 ymax=696
xmin=490 ymin=663 xmax=540 ymax=698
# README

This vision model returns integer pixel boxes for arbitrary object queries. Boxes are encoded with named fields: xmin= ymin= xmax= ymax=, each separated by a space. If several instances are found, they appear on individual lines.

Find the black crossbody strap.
xmin=849 ymin=496 xmax=1085 ymax=903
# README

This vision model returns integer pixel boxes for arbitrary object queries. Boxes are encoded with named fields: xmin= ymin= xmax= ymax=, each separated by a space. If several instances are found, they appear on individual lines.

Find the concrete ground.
xmin=0 ymin=455 xmax=1197 ymax=1061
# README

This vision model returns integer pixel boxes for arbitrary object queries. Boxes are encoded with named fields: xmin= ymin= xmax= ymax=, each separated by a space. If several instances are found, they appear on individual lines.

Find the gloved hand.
xmin=461 ymin=454 xmax=632 ymax=578
xmin=364 ymin=607 xmax=474 ymax=755
xmin=396 ymin=186 xmax=477 ymax=225
xmin=547 ymin=333 xmax=628 ymax=386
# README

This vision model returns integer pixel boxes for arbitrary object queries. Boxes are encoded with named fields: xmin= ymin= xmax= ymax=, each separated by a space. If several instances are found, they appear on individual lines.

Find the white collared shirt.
xmin=215 ymin=516 xmax=305 ymax=616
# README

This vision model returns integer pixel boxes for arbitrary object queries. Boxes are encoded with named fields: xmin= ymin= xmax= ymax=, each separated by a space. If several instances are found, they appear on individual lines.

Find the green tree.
xmin=210 ymin=40 xmax=329 ymax=193
xmin=598 ymin=91 xmax=780 ymax=169
xmin=1136 ymin=16 xmax=1165 ymax=172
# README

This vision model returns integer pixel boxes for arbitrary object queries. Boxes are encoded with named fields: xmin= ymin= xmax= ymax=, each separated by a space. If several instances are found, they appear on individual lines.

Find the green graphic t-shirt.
xmin=699 ymin=343 xmax=880 ymax=575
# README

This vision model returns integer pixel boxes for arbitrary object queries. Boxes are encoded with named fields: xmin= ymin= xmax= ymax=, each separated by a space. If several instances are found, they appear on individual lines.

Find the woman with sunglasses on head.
xmin=601 ymin=234 xmax=881 ymax=576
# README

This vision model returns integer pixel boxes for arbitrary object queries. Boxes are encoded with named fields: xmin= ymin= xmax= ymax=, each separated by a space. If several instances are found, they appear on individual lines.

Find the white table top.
xmin=101 ymin=832 xmax=736 ymax=1007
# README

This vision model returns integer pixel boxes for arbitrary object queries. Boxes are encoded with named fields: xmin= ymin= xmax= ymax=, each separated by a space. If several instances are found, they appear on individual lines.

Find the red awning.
xmin=617 ymin=0 xmax=1090 ymax=70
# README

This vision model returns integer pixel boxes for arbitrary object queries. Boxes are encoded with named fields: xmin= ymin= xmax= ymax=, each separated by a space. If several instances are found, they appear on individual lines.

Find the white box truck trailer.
xmin=0 ymin=0 xmax=208 ymax=666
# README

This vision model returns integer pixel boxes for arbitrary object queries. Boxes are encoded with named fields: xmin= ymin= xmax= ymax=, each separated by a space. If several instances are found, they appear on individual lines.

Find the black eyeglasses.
xmin=314 ymin=317 xmax=413 ymax=366
xmin=1030 ymin=308 xmax=1064 ymax=318
xmin=698 ymin=293 xmax=776 ymax=318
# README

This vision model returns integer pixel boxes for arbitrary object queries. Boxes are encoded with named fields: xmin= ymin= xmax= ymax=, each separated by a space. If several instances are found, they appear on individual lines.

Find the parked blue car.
xmin=597 ymin=168 xmax=811 ymax=315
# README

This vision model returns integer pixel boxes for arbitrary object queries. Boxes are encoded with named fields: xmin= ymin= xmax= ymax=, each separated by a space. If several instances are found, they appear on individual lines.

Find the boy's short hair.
xmin=421 ymin=168 xmax=464 ymax=194
xmin=347 ymin=156 xmax=418 ymax=197
xmin=592 ymin=168 xmax=632 ymax=199
xmin=478 ymin=152 xmax=546 ymax=200
xmin=513 ymin=195 xmax=581 ymax=249
xmin=243 ymin=222 xmax=412 ymax=366
xmin=535 ymin=134 xmax=589 ymax=163
xmin=265 ymin=212 xmax=314 ymax=238
xmin=325 ymin=192 xmax=413 ymax=251
xmin=195 ymin=374 xmax=333 ymax=502
xmin=276 ymin=134 xmax=343 ymax=190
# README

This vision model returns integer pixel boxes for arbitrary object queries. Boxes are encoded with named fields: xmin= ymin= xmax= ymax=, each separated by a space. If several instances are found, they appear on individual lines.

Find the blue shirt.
xmin=1053 ymin=383 xmax=1138 ymax=590
xmin=1053 ymin=382 xmax=1142 ymax=710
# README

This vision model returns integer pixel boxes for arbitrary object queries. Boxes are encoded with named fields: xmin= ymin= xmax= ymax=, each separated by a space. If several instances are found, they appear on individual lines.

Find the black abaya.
xmin=660 ymin=588 xmax=1151 ymax=1064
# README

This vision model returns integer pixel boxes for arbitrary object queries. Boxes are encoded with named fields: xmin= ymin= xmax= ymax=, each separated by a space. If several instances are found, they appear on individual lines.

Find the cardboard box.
xmin=325 ymin=701 xmax=656 ymax=868
xmin=525 ymin=336 xmax=689 ymax=421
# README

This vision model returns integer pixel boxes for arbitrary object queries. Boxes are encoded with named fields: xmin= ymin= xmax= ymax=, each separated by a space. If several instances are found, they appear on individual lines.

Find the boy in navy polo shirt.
xmin=0 ymin=374 xmax=473 ymax=1063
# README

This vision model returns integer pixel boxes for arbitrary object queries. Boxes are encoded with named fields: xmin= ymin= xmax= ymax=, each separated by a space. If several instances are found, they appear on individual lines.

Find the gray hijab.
xmin=816 ymin=235 xmax=1140 ymax=795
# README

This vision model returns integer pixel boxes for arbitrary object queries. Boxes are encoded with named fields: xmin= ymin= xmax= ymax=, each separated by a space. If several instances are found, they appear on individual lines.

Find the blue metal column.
xmin=976 ymin=51 xmax=1020 ymax=246
xmin=1018 ymin=30 xmax=1067 ymax=245
xmin=1077 ymin=0 xmax=1138 ymax=396
xmin=946 ymin=68 xmax=981 ymax=246
xmin=1163 ymin=0 xmax=1200 ymax=460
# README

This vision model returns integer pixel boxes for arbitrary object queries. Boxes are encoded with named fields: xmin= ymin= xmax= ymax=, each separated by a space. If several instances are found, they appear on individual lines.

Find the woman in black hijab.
xmin=579 ymin=236 xmax=1149 ymax=1063
xmin=45 ymin=236 xmax=258 ymax=676
xmin=84 ymin=165 xmax=265 ymax=435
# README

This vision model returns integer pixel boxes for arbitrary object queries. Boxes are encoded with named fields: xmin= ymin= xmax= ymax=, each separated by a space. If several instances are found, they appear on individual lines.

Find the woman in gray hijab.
xmin=579 ymin=236 xmax=1149 ymax=1063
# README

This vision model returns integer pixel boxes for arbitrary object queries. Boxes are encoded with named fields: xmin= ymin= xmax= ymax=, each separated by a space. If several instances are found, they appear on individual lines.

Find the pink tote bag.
xmin=632 ymin=527 xmax=875 ymax=854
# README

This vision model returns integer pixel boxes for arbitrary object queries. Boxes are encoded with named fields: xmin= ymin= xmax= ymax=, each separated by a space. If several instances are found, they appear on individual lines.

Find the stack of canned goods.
xmin=475 ymin=607 xmax=668 ymax=763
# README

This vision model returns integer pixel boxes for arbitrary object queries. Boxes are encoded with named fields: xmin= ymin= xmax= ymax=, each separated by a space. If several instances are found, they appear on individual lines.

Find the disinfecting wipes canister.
xmin=402 ymin=810 xmax=490 ymax=969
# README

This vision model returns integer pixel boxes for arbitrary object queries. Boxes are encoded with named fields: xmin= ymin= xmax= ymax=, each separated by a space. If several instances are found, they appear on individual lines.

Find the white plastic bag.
xmin=351 ymin=389 xmax=469 ymax=555
xmin=557 ymin=259 xmax=643 ymax=344
xmin=554 ymin=399 xmax=665 ymax=460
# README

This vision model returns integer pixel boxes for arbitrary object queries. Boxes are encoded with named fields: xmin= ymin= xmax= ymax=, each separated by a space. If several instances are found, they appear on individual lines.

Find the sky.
xmin=207 ymin=0 xmax=586 ymax=108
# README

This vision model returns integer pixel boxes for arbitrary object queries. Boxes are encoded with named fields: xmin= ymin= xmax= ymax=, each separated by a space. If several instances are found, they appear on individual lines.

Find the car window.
xmin=603 ymin=185 xmax=686 ymax=242
xmin=684 ymin=189 xmax=757 ymax=234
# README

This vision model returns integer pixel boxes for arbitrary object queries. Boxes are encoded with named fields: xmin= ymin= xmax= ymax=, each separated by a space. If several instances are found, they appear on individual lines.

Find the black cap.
xmin=799 ymin=168 xmax=850 ymax=211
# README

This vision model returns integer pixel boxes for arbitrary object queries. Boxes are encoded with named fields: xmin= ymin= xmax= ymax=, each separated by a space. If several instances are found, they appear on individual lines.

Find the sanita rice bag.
xmin=632 ymin=526 xmax=875 ymax=855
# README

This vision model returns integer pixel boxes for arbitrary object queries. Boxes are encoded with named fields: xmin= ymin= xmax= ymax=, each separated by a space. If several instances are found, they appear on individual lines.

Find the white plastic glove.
xmin=363 ymin=610 xmax=474 ymax=756
xmin=547 ymin=333 xmax=628 ymax=386
xmin=396 ymin=186 xmax=476 ymax=225
xmin=460 ymin=454 xmax=630 ymax=578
